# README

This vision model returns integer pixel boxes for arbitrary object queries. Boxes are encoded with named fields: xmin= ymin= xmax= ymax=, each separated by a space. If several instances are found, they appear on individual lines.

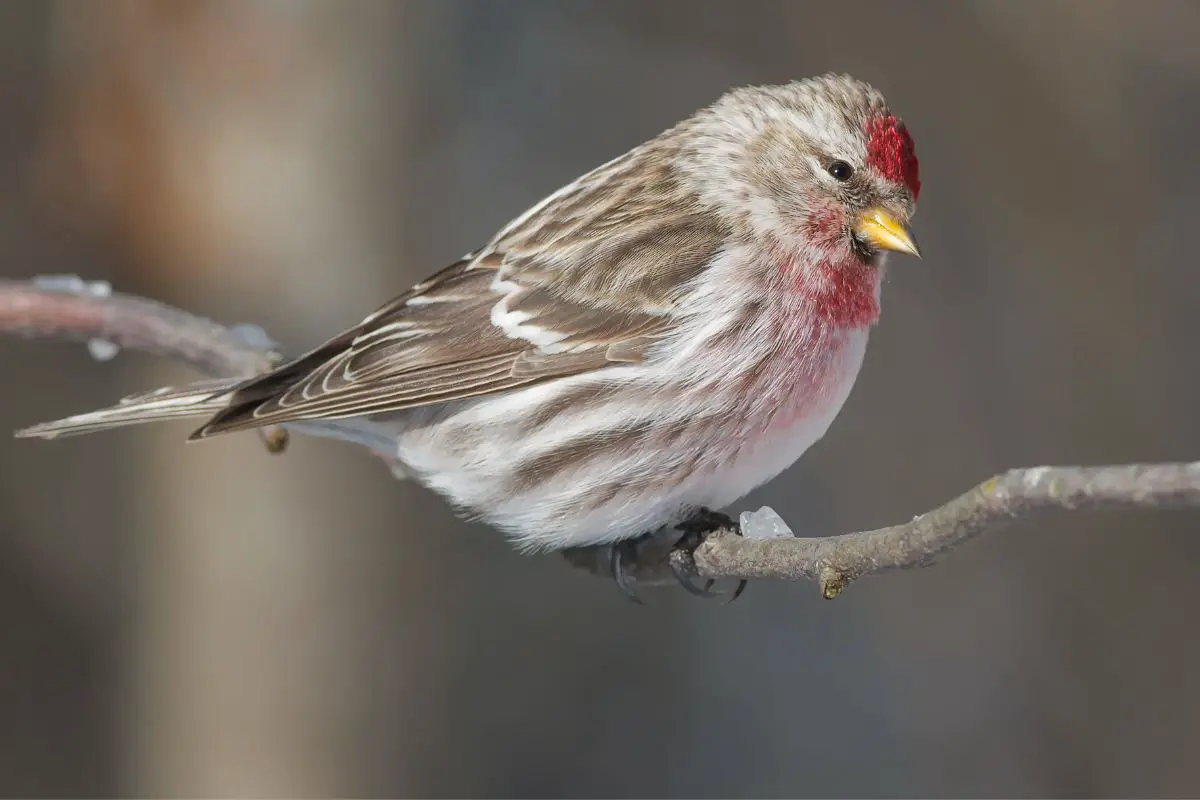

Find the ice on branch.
xmin=33 ymin=274 xmax=121 ymax=361
xmin=740 ymin=506 xmax=795 ymax=540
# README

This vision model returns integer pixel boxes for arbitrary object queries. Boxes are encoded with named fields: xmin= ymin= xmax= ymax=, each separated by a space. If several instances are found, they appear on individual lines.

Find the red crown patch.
xmin=865 ymin=115 xmax=920 ymax=200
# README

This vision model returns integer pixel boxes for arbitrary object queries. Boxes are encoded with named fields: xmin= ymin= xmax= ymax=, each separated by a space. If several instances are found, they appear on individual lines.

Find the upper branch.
xmin=3 ymin=276 xmax=1199 ymax=597
xmin=0 ymin=276 xmax=288 ymax=451
xmin=0 ymin=277 xmax=277 ymax=378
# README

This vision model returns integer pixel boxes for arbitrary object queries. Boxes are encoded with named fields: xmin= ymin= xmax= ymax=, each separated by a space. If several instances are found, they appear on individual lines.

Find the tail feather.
xmin=15 ymin=378 xmax=237 ymax=440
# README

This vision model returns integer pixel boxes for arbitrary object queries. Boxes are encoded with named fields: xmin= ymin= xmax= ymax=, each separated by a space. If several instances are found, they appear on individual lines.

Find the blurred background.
xmin=1 ymin=0 xmax=1199 ymax=796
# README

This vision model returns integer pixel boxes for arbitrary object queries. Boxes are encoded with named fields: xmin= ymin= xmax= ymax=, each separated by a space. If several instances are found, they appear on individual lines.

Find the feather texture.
xmin=191 ymin=145 xmax=731 ymax=438
xmin=16 ymin=73 xmax=921 ymax=552
xmin=16 ymin=379 xmax=235 ymax=439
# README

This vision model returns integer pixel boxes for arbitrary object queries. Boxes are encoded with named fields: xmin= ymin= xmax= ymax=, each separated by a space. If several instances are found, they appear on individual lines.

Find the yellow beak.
xmin=854 ymin=208 xmax=921 ymax=258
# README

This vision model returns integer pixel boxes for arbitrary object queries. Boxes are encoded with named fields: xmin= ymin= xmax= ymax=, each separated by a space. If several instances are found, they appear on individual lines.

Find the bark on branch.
xmin=4 ymin=276 xmax=1198 ymax=597
xmin=691 ymin=462 xmax=1199 ymax=597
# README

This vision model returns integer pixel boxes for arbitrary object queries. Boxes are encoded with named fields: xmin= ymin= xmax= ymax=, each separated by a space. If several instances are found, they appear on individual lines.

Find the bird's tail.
xmin=14 ymin=378 xmax=238 ymax=440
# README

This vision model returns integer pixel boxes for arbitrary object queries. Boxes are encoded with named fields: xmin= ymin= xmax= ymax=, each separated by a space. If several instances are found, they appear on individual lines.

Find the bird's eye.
xmin=828 ymin=160 xmax=854 ymax=181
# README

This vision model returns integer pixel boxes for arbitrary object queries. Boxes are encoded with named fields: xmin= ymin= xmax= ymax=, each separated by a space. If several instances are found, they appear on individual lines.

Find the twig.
xmin=0 ymin=277 xmax=276 ymax=378
xmin=692 ymin=462 xmax=1200 ymax=597
xmin=0 ymin=276 xmax=290 ymax=452
xmin=4 ymin=276 xmax=1199 ymax=597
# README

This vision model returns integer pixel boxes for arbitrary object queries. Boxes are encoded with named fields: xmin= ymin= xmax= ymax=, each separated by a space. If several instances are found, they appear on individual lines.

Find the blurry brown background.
xmin=1 ymin=0 xmax=1199 ymax=796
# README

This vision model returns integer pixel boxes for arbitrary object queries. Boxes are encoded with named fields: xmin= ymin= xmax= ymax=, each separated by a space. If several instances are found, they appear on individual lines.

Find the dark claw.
xmin=671 ymin=507 xmax=749 ymax=604
xmin=609 ymin=541 xmax=644 ymax=605
xmin=670 ymin=572 xmax=747 ymax=603
xmin=724 ymin=579 xmax=748 ymax=605
xmin=670 ymin=555 xmax=719 ymax=599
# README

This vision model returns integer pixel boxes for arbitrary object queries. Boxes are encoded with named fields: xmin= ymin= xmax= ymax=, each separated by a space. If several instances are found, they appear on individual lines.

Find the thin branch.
xmin=4 ymin=276 xmax=1199 ymax=597
xmin=691 ymin=462 xmax=1200 ymax=597
xmin=0 ymin=277 xmax=277 ymax=378
xmin=0 ymin=276 xmax=290 ymax=452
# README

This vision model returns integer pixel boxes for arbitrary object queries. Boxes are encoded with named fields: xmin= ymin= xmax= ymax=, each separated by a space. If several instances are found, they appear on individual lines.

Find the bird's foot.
xmin=669 ymin=508 xmax=747 ymax=604
xmin=573 ymin=508 xmax=745 ymax=604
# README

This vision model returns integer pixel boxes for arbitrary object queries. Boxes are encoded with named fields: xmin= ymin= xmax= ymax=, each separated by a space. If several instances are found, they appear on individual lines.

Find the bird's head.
xmin=679 ymin=74 xmax=921 ymax=266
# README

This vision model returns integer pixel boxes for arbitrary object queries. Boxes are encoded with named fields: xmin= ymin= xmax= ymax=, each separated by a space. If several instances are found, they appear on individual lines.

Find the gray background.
xmin=1 ymin=0 xmax=1199 ymax=796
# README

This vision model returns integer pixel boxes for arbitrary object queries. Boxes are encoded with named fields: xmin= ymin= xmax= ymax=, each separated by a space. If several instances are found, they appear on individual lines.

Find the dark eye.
xmin=828 ymin=160 xmax=854 ymax=181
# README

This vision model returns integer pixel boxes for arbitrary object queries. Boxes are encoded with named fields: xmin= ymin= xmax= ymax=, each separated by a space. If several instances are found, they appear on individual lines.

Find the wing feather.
xmin=192 ymin=141 xmax=730 ymax=439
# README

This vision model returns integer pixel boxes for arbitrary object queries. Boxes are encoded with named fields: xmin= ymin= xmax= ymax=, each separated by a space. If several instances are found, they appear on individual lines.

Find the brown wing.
xmin=191 ymin=143 xmax=729 ymax=439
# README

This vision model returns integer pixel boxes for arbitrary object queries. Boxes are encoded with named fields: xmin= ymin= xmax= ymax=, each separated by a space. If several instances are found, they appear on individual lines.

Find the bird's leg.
xmin=560 ymin=510 xmax=745 ymax=603
xmin=670 ymin=508 xmax=747 ymax=603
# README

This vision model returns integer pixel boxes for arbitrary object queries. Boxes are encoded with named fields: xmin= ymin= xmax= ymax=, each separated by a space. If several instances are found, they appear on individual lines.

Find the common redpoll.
xmin=17 ymin=73 xmax=921 ymax=599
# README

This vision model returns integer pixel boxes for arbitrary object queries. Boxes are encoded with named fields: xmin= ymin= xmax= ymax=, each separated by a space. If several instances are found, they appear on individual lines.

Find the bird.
xmin=16 ymin=73 xmax=921 ymax=601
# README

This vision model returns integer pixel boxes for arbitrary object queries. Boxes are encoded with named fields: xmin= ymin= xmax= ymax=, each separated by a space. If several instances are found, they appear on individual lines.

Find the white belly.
xmin=697 ymin=326 xmax=869 ymax=512
xmin=392 ymin=323 xmax=871 ymax=552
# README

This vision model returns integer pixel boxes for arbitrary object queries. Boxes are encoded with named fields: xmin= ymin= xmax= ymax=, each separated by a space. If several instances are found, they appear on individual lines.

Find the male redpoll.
xmin=17 ymin=73 xmax=921 ymax=600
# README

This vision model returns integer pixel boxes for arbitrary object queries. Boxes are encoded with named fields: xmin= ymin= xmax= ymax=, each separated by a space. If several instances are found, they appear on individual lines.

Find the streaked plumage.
xmin=17 ymin=73 xmax=921 ymax=553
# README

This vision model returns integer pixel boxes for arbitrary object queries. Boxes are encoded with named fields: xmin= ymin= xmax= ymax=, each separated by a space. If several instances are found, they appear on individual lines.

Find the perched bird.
xmin=17 ymin=73 xmax=921 ymax=599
